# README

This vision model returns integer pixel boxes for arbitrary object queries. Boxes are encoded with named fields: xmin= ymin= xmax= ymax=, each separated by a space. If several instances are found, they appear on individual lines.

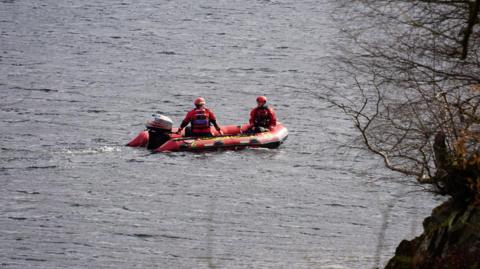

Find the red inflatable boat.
xmin=127 ymin=123 xmax=288 ymax=152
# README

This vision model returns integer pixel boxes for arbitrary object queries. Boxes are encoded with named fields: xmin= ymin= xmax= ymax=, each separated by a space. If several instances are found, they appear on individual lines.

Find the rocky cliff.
xmin=385 ymin=199 xmax=480 ymax=269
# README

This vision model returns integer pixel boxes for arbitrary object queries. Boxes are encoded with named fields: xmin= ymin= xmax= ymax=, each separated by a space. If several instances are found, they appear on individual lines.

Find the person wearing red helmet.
xmin=248 ymin=95 xmax=277 ymax=133
xmin=176 ymin=97 xmax=223 ymax=137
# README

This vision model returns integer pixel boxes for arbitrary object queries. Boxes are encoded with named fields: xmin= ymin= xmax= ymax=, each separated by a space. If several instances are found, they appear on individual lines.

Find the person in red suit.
xmin=176 ymin=97 xmax=223 ymax=137
xmin=248 ymin=96 xmax=277 ymax=133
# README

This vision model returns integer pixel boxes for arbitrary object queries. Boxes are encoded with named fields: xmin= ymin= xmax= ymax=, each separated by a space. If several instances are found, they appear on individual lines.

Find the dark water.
xmin=1 ymin=1 xmax=442 ymax=268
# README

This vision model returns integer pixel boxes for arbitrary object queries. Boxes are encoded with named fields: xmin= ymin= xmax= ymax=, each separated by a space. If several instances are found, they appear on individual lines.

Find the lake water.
xmin=0 ymin=0 xmax=442 ymax=268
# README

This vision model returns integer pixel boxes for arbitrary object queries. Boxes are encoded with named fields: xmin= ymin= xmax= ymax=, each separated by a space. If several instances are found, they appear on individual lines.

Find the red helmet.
xmin=256 ymin=96 xmax=267 ymax=104
xmin=194 ymin=97 xmax=206 ymax=106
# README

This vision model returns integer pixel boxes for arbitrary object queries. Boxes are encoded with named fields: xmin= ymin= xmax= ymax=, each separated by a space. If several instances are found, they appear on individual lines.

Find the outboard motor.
xmin=145 ymin=114 xmax=173 ymax=150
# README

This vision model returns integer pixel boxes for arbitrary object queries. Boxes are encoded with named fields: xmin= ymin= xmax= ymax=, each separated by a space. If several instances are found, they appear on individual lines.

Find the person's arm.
xmin=177 ymin=111 xmax=192 ymax=133
xmin=210 ymin=119 xmax=222 ymax=132
xmin=269 ymin=107 xmax=277 ymax=128
xmin=208 ymin=110 xmax=223 ymax=134
xmin=249 ymin=108 xmax=256 ymax=127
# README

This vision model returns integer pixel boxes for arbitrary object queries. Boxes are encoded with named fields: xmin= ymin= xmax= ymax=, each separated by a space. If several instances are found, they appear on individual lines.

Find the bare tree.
xmin=328 ymin=0 xmax=480 ymax=200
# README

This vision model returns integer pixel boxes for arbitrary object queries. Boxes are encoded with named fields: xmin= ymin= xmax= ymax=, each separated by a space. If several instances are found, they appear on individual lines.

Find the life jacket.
xmin=253 ymin=106 xmax=271 ymax=128
xmin=191 ymin=108 xmax=211 ymax=134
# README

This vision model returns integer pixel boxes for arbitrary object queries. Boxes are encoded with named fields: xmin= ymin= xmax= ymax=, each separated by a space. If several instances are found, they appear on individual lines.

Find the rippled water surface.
xmin=1 ymin=1 xmax=442 ymax=268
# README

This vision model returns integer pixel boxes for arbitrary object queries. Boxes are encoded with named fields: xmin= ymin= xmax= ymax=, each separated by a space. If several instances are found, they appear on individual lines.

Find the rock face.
xmin=385 ymin=199 xmax=480 ymax=269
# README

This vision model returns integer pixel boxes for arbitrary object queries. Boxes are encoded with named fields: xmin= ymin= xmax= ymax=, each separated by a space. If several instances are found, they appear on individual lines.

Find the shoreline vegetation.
xmin=328 ymin=1 xmax=480 ymax=268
